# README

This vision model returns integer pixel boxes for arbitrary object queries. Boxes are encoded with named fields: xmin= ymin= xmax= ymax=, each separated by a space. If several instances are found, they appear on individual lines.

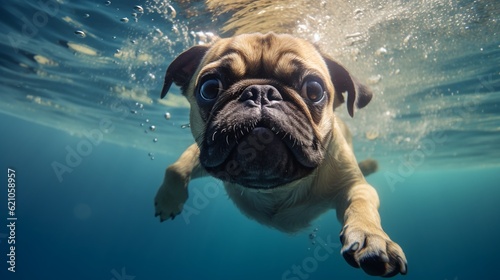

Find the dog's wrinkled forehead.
xmin=199 ymin=33 xmax=329 ymax=82
xmin=161 ymin=32 xmax=373 ymax=118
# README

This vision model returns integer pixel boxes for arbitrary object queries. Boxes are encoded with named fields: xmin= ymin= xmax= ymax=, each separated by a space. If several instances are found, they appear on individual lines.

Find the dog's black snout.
xmin=239 ymin=85 xmax=283 ymax=106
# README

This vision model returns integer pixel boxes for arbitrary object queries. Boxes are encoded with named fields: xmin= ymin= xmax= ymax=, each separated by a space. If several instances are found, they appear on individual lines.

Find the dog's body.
xmin=154 ymin=33 xmax=407 ymax=277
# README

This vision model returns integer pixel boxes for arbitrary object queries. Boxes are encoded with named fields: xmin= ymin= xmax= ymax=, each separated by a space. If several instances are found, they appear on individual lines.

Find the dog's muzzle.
xmin=200 ymin=84 xmax=321 ymax=189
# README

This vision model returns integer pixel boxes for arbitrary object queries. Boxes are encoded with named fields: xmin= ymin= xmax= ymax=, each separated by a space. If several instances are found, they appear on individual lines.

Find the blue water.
xmin=1 ymin=0 xmax=500 ymax=279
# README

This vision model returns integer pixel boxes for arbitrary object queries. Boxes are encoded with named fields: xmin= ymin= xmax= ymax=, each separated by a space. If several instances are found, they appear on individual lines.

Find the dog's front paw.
xmin=340 ymin=224 xmax=407 ymax=277
xmin=154 ymin=180 xmax=188 ymax=222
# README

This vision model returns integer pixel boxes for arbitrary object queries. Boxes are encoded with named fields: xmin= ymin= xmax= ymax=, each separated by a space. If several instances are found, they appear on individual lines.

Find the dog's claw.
xmin=156 ymin=212 xmax=179 ymax=222
xmin=380 ymin=251 xmax=390 ymax=263
xmin=349 ymin=242 xmax=359 ymax=252
xmin=342 ymin=243 xmax=361 ymax=269
xmin=398 ymin=257 xmax=407 ymax=275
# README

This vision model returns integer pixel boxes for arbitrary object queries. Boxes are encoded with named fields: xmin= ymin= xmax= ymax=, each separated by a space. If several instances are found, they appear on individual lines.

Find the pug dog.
xmin=154 ymin=32 xmax=407 ymax=277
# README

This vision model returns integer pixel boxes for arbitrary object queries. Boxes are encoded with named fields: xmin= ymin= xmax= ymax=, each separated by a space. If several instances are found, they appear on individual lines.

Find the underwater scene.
xmin=1 ymin=0 xmax=499 ymax=279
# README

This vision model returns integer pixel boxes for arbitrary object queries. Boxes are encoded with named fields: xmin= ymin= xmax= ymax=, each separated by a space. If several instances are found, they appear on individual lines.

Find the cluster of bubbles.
xmin=74 ymin=3 xmax=146 ymax=38
xmin=130 ymin=103 xmax=159 ymax=149
xmin=141 ymin=119 xmax=154 ymax=133
xmin=144 ymin=0 xmax=177 ymax=19
xmin=308 ymin=227 xmax=319 ymax=247
xmin=143 ymin=111 xmax=176 ymax=160
xmin=128 ymin=96 xmax=189 ymax=159
xmin=121 ymin=5 xmax=144 ymax=23
xmin=92 ymin=1 xmax=203 ymax=160
xmin=145 ymin=115 xmax=156 ymax=160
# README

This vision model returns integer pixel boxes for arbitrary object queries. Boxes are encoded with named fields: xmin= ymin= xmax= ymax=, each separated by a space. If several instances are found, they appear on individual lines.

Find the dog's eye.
xmin=199 ymin=78 xmax=222 ymax=101
xmin=302 ymin=80 xmax=324 ymax=103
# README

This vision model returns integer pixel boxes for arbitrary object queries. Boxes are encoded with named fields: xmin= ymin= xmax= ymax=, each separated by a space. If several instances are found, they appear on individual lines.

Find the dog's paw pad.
xmin=154 ymin=183 xmax=188 ymax=222
xmin=340 ymin=225 xmax=407 ymax=277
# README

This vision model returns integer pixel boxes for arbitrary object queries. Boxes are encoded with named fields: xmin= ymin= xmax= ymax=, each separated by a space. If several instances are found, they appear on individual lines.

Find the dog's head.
xmin=161 ymin=33 xmax=372 ymax=189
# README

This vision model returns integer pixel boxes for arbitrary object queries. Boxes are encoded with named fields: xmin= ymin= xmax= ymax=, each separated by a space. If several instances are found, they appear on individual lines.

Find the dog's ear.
xmin=322 ymin=56 xmax=373 ymax=117
xmin=160 ymin=45 xmax=210 ymax=99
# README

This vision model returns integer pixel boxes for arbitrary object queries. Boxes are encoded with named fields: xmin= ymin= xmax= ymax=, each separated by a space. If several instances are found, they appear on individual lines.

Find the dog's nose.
xmin=239 ymin=85 xmax=283 ymax=106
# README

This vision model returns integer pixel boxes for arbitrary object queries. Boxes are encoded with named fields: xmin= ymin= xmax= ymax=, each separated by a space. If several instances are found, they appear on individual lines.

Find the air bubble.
xmin=83 ymin=13 xmax=90 ymax=18
xmin=368 ymin=74 xmax=383 ymax=84
xmin=354 ymin=8 xmax=363 ymax=20
xmin=134 ymin=5 xmax=144 ymax=13
xmin=403 ymin=35 xmax=412 ymax=46
xmin=105 ymin=1 xmax=111 ymax=6
xmin=164 ymin=112 xmax=171 ymax=119
xmin=149 ymin=125 xmax=156 ymax=131
xmin=168 ymin=4 xmax=177 ymax=18
xmin=365 ymin=131 xmax=379 ymax=140
xmin=120 ymin=17 xmax=129 ymax=23
xmin=153 ymin=138 xmax=158 ymax=143
xmin=375 ymin=47 xmax=387 ymax=56
xmin=345 ymin=32 xmax=362 ymax=39
xmin=312 ymin=33 xmax=320 ymax=43
xmin=172 ymin=25 xmax=179 ymax=34
xmin=181 ymin=124 xmax=190 ymax=129
xmin=385 ymin=111 xmax=395 ymax=118
xmin=148 ymin=152 xmax=155 ymax=160
xmin=154 ymin=28 xmax=163 ymax=36
xmin=74 ymin=30 xmax=86 ymax=38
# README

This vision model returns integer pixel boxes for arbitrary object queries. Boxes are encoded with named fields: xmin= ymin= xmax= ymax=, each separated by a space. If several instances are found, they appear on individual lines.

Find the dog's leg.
xmin=336 ymin=183 xmax=407 ymax=277
xmin=154 ymin=144 xmax=205 ymax=221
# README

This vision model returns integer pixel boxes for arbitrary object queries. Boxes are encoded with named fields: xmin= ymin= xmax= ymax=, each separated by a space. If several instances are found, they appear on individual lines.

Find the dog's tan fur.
xmin=154 ymin=33 xmax=407 ymax=277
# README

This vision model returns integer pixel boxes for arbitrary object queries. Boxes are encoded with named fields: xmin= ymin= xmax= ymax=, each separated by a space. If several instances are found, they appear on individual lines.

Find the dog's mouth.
xmin=200 ymin=119 xmax=323 ymax=189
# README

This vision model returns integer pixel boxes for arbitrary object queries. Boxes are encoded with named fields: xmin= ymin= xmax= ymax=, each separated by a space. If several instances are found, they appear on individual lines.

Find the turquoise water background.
xmin=1 ymin=0 xmax=499 ymax=279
